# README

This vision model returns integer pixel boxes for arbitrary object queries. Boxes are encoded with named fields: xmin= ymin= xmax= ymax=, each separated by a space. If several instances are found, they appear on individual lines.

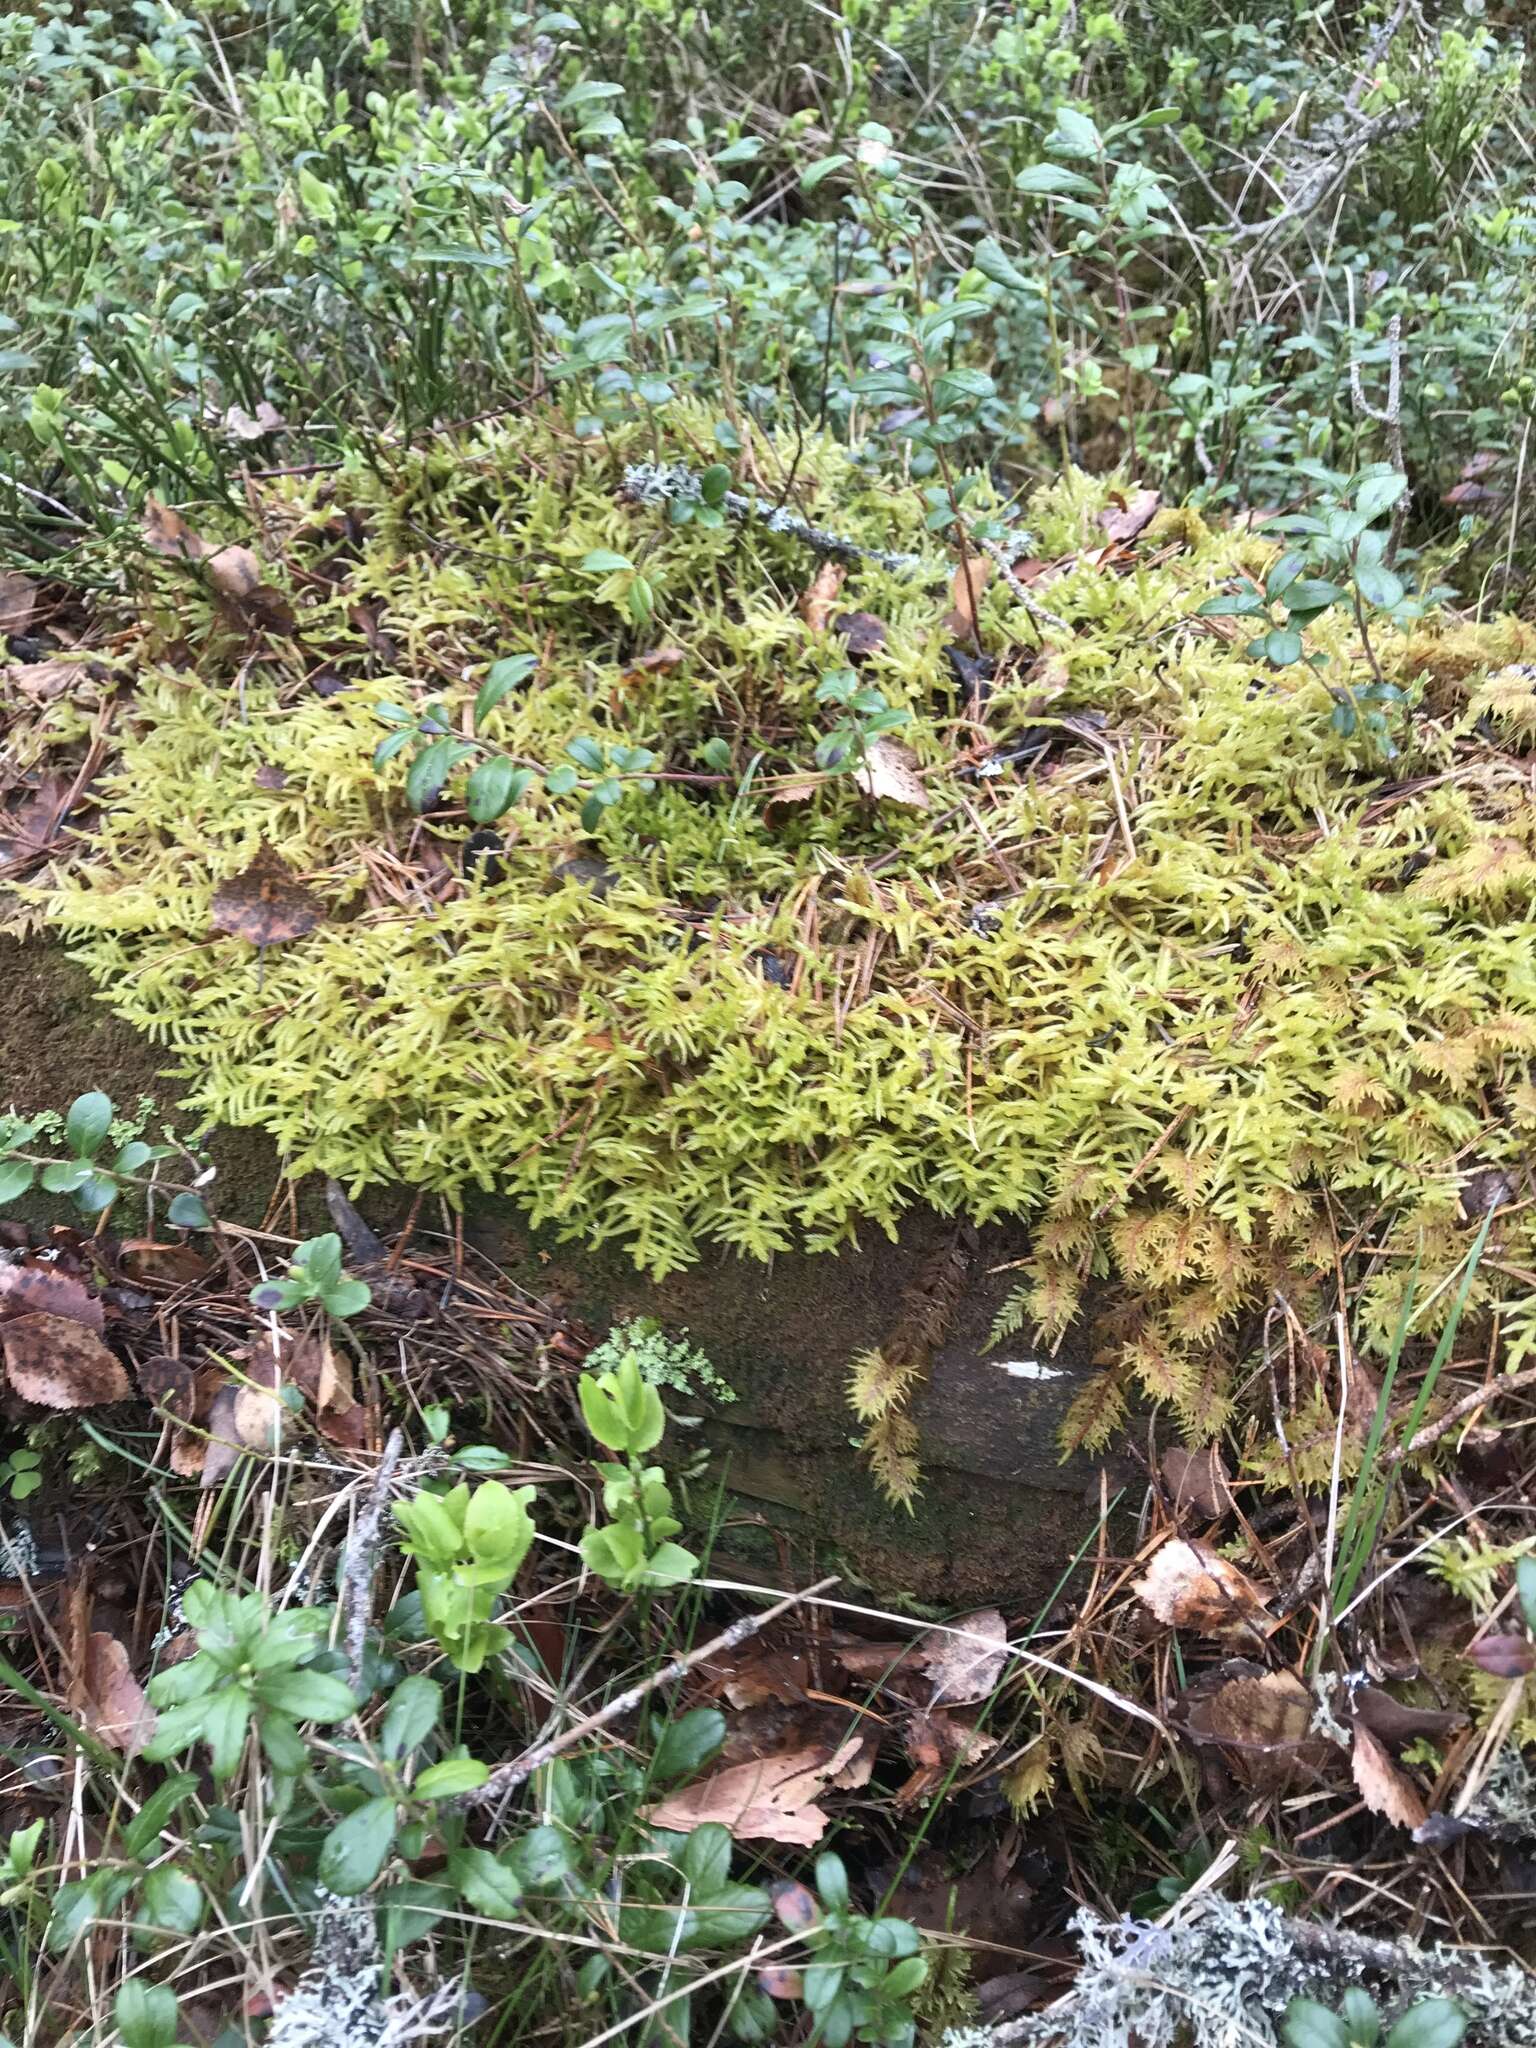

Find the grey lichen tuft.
xmin=620 ymin=460 xmax=922 ymax=570
xmin=942 ymin=1899 xmax=1536 ymax=2048
xmin=269 ymin=1891 xmax=465 ymax=2048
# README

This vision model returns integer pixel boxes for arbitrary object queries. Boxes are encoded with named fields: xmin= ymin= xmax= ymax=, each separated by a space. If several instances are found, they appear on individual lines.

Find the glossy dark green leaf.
xmin=651 ymin=1706 xmax=725 ymax=1781
xmin=65 ymin=1091 xmax=113 ymax=1158
xmin=317 ymin=1795 xmax=397 ymax=1895
xmin=167 ymin=1191 xmax=210 ymax=1228
xmin=381 ymin=1674 xmax=442 ymax=1760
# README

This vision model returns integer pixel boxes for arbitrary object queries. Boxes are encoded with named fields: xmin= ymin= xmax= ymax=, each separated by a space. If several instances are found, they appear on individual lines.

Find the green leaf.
xmin=252 ymin=1667 xmax=357 ymax=1722
xmin=1265 ymin=552 xmax=1307 ymax=602
xmin=405 ymin=736 xmax=472 ymax=813
xmin=1265 ymin=627 xmax=1304 ymax=666
xmin=1340 ymin=1990 xmax=1381 ymax=2048
xmin=580 ymin=549 xmax=632 ymax=574
xmin=1284 ymin=2000 xmax=1351 ymax=2048
xmin=259 ymin=1712 xmax=308 ymax=1777
xmin=815 ymin=1852 xmax=850 ymax=1910
xmin=1015 ymin=163 xmax=1098 ymax=197
xmin=679 ymin=1821 xmax=732 ymax=1895
xmin=474 ymin=654 xmax=538 ymax=727
xmin=115 ymin=1141 xmax=154 ymax=1173
xmin=64 ymin=1092 xmax=112 ymax=1158
xmin=1281 ymin=579 xmax=1347 ymax=616
xmin=465 ymin=758 xmax=533 ymax=824
xmin=203 ymin=1687 xmax=252 ymax=1781
xmin=544 ymin=764 xmax=579 ymax=797
xmin=1355 ymin=471 xmax=1408 ymax=523
xmin=699 ymin=463 xmax=732 ymax=507
xmin=132 ymin=1865 xmax=205 ymax=1948
xmin=1196 ymin=590 xmax=1265 ymax=618
xmin=800 ymin=154 xmax=851 ymax=189
xmin=318 ymin=1795 xmax=397 ymax=1895
xmin=380 ymin=1877 xmax=456 ymax=1953
xmin=167 ymin=1192 xmax=210 ymax=1229
xmin=448 ymin=1845 xmax=523 ymax=1918
xmin=1051 ymin=107 xmax=1102 ymax=156
xmin=322 ymin=1279 xmax=372 ymax=1319
xmin=115 ymin=1980 xmax=180 ymax=2048
xmin=75 ymin=1172 xmax=120 ymax=1214
xmin=1354 ymin=560 xmax=1405 ymax=609
xmin=39 ymin=1160 xmax=90 ymax=1194
xmin=1516 ymin=1554 xmax=1536 ymax=1636
xmin=381 ymin=1675 xmax=442 ymax=1760
xmin=295 ymin=1233 xmax=343 ymax=1290
xmin=415 ymin=1757 xmax=490 ymax=1798
xmin=123 ymin=1773 xmax=199 ymax=1859
xmin=566 ymin=736 xmax=606 ymax=773
xmin=1384 ymin=2006 xmax=1465 ymax=2048
xmin=373 ymin=731 xmax=412 ymax=768
xmin=0 ymin=1160 xmax=35 ymax=1204
xmin=463 ymin=1479 xmax=537 ymax=1568
xmin=652 ymin=1707 xmax=725 ymax=1781
xmin=509 ymin=1822 xmax=574 ymax=1887
xmin=297 ymin=165 xmax=337 ymax=223
xmin=972 ymin=236 xmax=1034 ymax=294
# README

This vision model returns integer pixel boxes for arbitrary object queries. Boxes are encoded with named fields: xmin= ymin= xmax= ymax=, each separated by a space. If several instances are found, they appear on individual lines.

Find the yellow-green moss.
xmin=47 ymin=408 xmax=1536 ymax=1453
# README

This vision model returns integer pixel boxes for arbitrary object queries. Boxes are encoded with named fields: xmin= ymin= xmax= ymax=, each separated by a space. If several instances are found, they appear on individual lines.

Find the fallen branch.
xmin=461 ymin=1573 xmax=839 ymax=1816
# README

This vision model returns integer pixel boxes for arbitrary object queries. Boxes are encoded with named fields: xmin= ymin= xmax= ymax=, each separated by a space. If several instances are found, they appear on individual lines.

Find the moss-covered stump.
xmin=39 ymin=404 xmax=1536 ymax=1513
xmin=476 ymin=1203 xmax=1106 ymax=1605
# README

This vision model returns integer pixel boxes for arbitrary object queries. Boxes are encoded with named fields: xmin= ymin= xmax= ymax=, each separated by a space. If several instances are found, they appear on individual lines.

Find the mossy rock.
xmin=43 ymin=405 xmax=1536 ymax=1503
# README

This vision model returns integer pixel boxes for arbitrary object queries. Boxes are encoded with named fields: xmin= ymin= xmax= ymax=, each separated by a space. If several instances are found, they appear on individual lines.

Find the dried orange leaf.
xmin=77 ymin=1632 xmax=157 ymax=1756
xmin=854 ymin=737 xmax=930 ymax=811
xmin=948 ymin=554 xmax=992 ymax=638
xmin=646 ymin=1736 xmax=861 ymax=1845
xmin=211 ymin=843 xmax=324 ymax=947
xmin=1 ymin=1312 xmax=130 ymax=1409
xmin=1133 ymin=1536 xmax=1273 ymax=1642
xmin=799 ymin=561 xmax=846 ymax=635
xmin=1352 ymin=1723 xmax=1428 ymax=1830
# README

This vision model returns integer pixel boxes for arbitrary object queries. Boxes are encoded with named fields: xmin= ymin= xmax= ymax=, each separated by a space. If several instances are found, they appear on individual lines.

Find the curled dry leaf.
xmin=904 ymin=1708 xmax=999 ymax=1769
xmin=1184 ymin=1669 xmax=1318 ymax=1793
xmin=119 ymin=1240 xmax=212 ymax=1288
xmin=854 ymin=736 xmax=931 ymax=811
xmin=205 ymin=544 xmax=297 ymax=636
xmin=799 ymin=560 xmax=846 ymax=635
xmin=137 ymin=1353 xmax=198 ymax=1424
xmin=144 ymin=496 xmax=212 ymax=562
xmin=5 ymin=660 xmax=81 ymax=705
xmin=1161 ymin=1444 xmax=1231 ymax=1521
xmin=76 ymin=1631 xmax=157 ymax=1756
xmin=1 ymin=1313 xmax=131 ymax=1409
xmin=0 ymin=1262 xmax=104 ymax=1331
xmin=1134 ymin=1536 xmax=1274 ymax=1643
xmin=834 ymin=610 xmax=888 ymax=660
xmin=1353 ymin=1685 xmax=1466 ymax=1749
xmin=646 ymin=1734 xmax=862 ymax=1845
xmin=211 ymin=843 xmax=324 ymax=947
xmin=1351 ymin=1722 xmax=1429 ymax=1831
xmin=1098 ymin=489 xmax=1161 ymax=543
xmin=220 ymin=401 xmax=286 ymax=441
xmin=0 ymin=570 xmax=37 ymax=635
xmin=914 ymin=1607 xmax=1007 ymax=1706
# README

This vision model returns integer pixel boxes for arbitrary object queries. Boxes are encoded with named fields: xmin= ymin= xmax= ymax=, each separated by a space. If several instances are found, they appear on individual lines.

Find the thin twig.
xmin=340 ymin=1429 xmax=405 ymax=1689
xmin=1382 ymin=1363 xmax=1536 ymax=1469
xmin=462 ymin=1574 xmax=840 ymax=1814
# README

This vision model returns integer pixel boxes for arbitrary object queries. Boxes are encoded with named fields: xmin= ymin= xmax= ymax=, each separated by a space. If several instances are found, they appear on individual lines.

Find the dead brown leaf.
xmin=0 ymin=1263 xmax=103 ymax=1331
xmin=854 ymin=737 xmax=931 ymax=811
xmin=904 ymin=1708 xmax=999 ymax=1769
xmin=118 ymin=1240 xmax=212 ymax=1289
xmin=76 ymin=1632 xmax=156 ymax=1756
xmin=1353 ymin=1685 xmax=1466 ymax=1750
xmin=646 ymin=1735 xmax=862 ymax=1845
xmin=4 ymin=660 xmax=79 ymax=704
xmin=1466 ymin=1633 xmax=1536 ymax=1679
xmin=211 ymin=843 xmax=324 ymax=947
xmin=1352 ymin=1722 xmax=1428 ymax=1830
xmin=1188 ymin=1669 xmax=1317 ymax=1792
xmin=834 ymin=611 xmax=888 ymax=660
xmin=946 ymin=554 xmax=992 ymax=639
xmin=799 ymin=561 xmax=846 ymax=635
xmin=205 ymin=545 xmax=297 ymax=636
xmin=1134 ymin=1537 xmax=1273 ymax=1643
xmin=0 ymin=571 xmax=37 ymax=635
xmin=1162 ymin=1445 xmax=1230 ymax=1521
xmin=1 ymin=1313 xmax=130 ymax=1409
xmin=137 ymin=1353 xmax=198 ymax=1424
xmin=144 ymin=497 xmax=212 ymax=562
xmin=914 ymin=1607 xmax=1007 ymax=1705
xmin=1099 ymin=489 xmax=1161 ymax=543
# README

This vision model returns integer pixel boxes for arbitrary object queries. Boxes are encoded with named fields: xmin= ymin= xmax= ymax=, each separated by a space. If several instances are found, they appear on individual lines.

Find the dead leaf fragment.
xmin=1353 ymin=1685 xmax=1466 ymax=1749
xmin=854 ymin=736 xmax=931 ymax=811
xmin=0 ymin=1263 xmax=104 ymax=1331
xmin=1191 ymin=1670 xmax=1316 ymax=1791
xmin=0 ymin=570 xmax=37 ymax=635
xmin=1 ymin=1313 xmax=131 ymax=1408
xmin=220 ymin=401 xmax=286 ymax=442
xmin=144 ymin=496 xmax=212 ymax=562
xmin=834 ymin=611 xmax=888 ymax=660
xmin=799 ymin=561 xmax=846 ymax=635
xmin=1352 ymin=1722 xmax=1428 ymax=1830
xmin=1466 ymin=1633 xmax=1536 ymax=1679
xmin=1099 ymin=489 xmax=1161 ymax=543
xmin=211 ymin=843 xmax=324 ymax=947
xmin=946 ymin=554 xmax=992 ymax=639
xmin=1162 ymin=1445 xmax=1230 ymax=1521
xmin=137 ymin=1353 xmax=198 ymax=1424
xmin=914 ymin=1607 xmax=1007 ymax=1706
xmin=77 ymin=1632 xmax=156 ymax=1756
xmin=646 ymin=1735 xmax=861 ymax=1845
xmin=205 ymin=545 xmax=297 ymax=635
xmin=1134 ymin=1537 xmax=1273 ymax=1642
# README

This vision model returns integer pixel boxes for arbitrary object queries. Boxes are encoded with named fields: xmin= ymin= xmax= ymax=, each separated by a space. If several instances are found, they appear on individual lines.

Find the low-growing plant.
xmin=394 ymin=1478 xmax=537 ymax=1674
xmin=0 ymin=1091 xmax=210 ymax=1226
xmin=249 ymin=1232 xmax=371 ymax=1321
xmin=1283 ymin=1989 xmax=1466 ymax=2048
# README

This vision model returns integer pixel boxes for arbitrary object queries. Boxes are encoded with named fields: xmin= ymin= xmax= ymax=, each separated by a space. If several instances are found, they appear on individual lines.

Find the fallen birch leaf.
xmin=211 ymin=843 xmax=324 ymax=947
xmin=1 ymin=1313 xmax=131 ymax=1408
xmin=799 ymin=561 xmax=845 ymax=635
xmin=914 ymin=1607 xmax=1007 ymax=1705
xmin=646 ymin=1735 xmax=861 ymax=1845
xmin=854 ymin=736 xmax=930 ymax=811
xmin=946 ymin=554 xmax=992 ymax=639
xmin=1190 ymin=1669 xmax=1316 ymax=1792
xmin=1099 ymin=489 xmax=1161 ymax=543
xmin=1134 ymin=1536 xmax=1273 ymax=1642
xmin=0 ymin=1263 xmax=104 ymax=1331
xmin=0 ymin=570 xmax=37 ymax=634
xmin=205 ymin=544 xmax=296 ymax=635
xmin=1352 ymin=1723 xmax=1428 ymax=1830
xmin=77 ymin=1631 xmax=156 ymax=1755
xmin=5 ymin=660 xmax=79 ymax=704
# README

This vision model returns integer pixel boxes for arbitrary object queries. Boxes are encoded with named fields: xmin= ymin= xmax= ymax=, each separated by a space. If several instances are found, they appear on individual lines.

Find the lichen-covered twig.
xmin=340 ymin=1429 xmax=404 ymax=1691
xmin=621 ymin=461 xmax=921 ymax=570
xmin=269 ymin=1890 xmax=465 ymax=2048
